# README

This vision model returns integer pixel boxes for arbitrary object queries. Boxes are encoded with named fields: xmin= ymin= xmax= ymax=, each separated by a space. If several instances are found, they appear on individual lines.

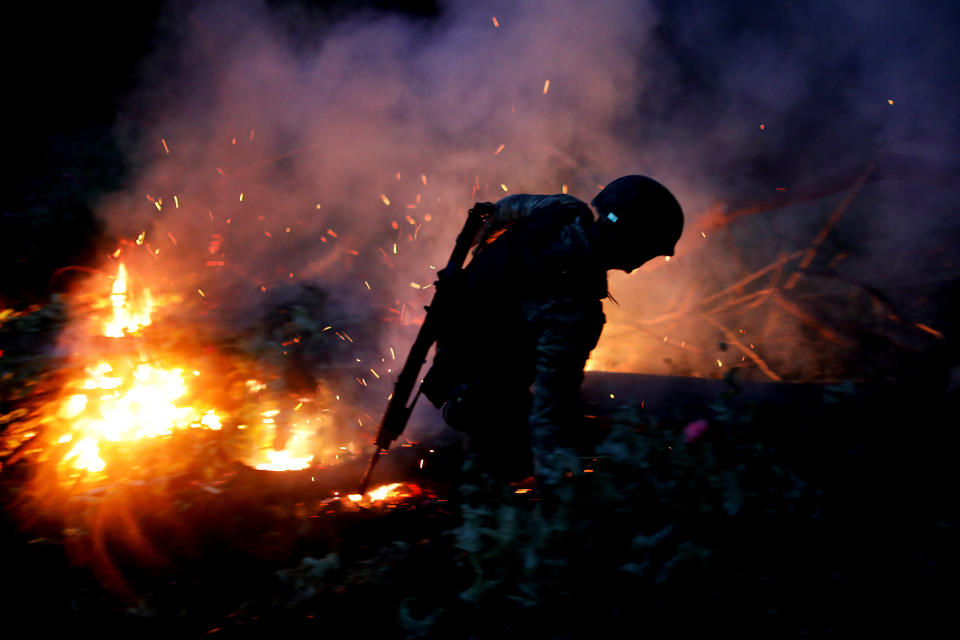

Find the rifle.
xmin=357 ymin=203 xmax=491 ymax=493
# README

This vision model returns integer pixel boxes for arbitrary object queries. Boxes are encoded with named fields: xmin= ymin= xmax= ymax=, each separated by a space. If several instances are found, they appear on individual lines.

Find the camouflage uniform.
xmin=423 ymin=194 xmax=607 ymax=485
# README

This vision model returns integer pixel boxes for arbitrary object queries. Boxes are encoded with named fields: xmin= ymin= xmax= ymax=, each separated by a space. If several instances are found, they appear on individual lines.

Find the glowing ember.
xmin=253 ymin=449 xmax=314 ymax=471
xmin=346 ymin=483 xmax=414 ymax=503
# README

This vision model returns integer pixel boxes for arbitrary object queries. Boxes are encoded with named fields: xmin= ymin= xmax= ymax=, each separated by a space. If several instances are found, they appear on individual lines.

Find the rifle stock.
xmin=357 ymin=204 xmax=490 ymax=493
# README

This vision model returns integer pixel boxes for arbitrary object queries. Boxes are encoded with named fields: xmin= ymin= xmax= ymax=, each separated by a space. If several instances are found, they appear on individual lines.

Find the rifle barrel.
xmin=357 ymin=205 xmax=489 ymax=492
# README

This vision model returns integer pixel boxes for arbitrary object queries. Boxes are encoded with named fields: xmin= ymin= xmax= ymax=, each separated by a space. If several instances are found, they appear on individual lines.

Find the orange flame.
xmin=104 ymin=263 xmax=152 ymax=337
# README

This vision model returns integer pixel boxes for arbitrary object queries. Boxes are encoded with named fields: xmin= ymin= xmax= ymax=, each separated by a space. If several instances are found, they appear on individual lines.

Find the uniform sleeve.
xmin=523 ymin=295 xmax=605 ymax=485
xmin=493 ymin=194 xmax=545 ymax=223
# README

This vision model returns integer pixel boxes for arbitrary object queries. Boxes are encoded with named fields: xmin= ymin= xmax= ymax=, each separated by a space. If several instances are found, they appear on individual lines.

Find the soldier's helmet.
xmin=591 ymin=175 xmax=683 ymax=270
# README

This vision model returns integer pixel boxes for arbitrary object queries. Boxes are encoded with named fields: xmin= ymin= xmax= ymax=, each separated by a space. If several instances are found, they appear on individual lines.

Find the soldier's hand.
xmin=470 ymin=201 xmax=496 ymax=219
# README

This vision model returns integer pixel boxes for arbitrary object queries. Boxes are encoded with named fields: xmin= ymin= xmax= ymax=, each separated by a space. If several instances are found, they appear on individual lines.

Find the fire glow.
xmin=56 ymin=264 xmax=225 ymax=475
xmin=53 ymin=262 xmax=324 ymax=477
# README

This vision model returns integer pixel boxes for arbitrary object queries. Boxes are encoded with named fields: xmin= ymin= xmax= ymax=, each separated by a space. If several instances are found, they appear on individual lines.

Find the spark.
xmin=249 ymin=128 xmax=255 ymax=140
xmin=161 ymin=138 xmax=169 ymax=154
xmin=562 ymin=184 xmax=568 ymax=194
xmin=198 ymin=289 xmax=205 ymax=297
xmin=327 ymin=229 xmax=338 ymax=238
xmin=364 ymin=280 xmax=371 ymax=290
xmin=494 ymin=143 xmax=505 ymax=155
xmin=239 ymin=193 xmax=244 ymax=202
xmin=316 ymin=203 xmax=322 ymax=210
xmin=717 ymin=359 xmax=723 ymax=368
xmin=396 ymin=171 xmax=401 ymax=180
xmin=381 ymin=194 xmax=391 ymax=206
xmin=421 ymin=174 xmax=428 ymax=185
xmin=915 ymin=323 xmax=944 ymax=339
xmin=760 ymin=123 xmax=765 ymax=130
xmin=410 ymin=282 xmax=421 ymax=289
xmin=491 ymin=16 xmax=499 ymax=27
xmin=543 ymin=79 xmax=550 ymax=94
xmin=136 ymin=231 xmax=145 ymax=245
xmin=888 ymin=99 xmax=894 ymax=105
xmin=500 ymin=184 xmax=509 ymax=192
xmin=168 ymin=232 xmax=177 ymax=246
xmin=370 ymin=369 xmax=380 ymax=379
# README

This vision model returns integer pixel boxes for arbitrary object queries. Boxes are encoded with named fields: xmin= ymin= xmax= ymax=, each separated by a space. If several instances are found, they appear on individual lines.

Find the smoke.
xmin=88 ymin=0 xmax=958 ymax=389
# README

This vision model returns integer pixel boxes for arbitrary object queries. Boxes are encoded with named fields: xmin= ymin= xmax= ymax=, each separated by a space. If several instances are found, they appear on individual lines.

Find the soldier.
xmin=421 ymin=175 xmax=683 ymax=488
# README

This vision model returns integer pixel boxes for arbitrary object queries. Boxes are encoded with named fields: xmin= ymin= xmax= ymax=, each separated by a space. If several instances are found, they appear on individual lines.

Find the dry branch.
xmin=785 ymin=163 xmax=877 ymax=290
xmin=772 ymin=291 xmax=853 ymax=347
xmin=640 ymin=251 xmax=804 ymax=326
xmin=702 ymin=314 xmax=781 ymax=381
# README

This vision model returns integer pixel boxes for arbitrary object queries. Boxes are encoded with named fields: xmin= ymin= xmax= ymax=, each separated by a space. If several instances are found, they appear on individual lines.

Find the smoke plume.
xmin=88 ymin=0 xmax=959 ymax=392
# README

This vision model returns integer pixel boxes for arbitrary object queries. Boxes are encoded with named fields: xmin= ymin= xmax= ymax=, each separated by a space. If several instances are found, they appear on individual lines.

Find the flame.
xmin=347 ymin=483 xmax=415 ymax=504
xmin=63 ymin=438 xmax=106 ymax=473
xmin=368 ymin=482 xmax=402 ymax=501
xmin=53 ymin=264 xmax=228 ymax=475
xmin=250 ymin=427 xmax=316 ymax=471
xmin=49 ymin=260 xmax=347 ymax=480
xmin=253 ymin=449 xmax=314 ymax=471
xmin=104 ymin=263 xmax=152 ymax=337
xmin=58 ymin=360 xmax=224 ymax=472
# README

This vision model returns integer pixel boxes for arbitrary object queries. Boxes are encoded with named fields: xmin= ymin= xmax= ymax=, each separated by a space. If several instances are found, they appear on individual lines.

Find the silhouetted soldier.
xmin=422 ymin=175 xmax=683 ymax=488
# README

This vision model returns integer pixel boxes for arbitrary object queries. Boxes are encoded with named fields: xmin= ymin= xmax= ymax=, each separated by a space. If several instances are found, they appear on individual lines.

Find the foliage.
xmin=0 ymin=303 xmax=950 ymax=637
